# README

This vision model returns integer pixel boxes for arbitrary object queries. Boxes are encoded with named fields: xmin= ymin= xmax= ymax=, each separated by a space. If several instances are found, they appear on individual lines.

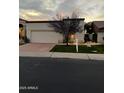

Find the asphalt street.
xmin=19 ymin=57 xmax=104 ymax=93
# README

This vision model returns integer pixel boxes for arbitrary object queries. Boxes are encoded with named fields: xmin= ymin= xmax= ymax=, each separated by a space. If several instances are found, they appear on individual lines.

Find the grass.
xmin=50 ymin=45 xmax=104 ymax=54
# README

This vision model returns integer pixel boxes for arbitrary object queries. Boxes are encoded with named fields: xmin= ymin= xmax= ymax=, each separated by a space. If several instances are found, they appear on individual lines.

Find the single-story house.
xmin=19 ymin=18 xmax=27 ymax=25
xmin=92 ymin=21 xmax=104 ymax=43
xmin=20 ymin=18 xmax=85 ymax=43
xmin=19 ymin=18 xmax=27 ymax=43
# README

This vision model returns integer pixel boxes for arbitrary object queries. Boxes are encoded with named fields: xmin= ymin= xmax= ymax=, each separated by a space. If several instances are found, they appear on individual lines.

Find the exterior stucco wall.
xmin=79 ymin=20 xmax=85 ymax=31
xmin=77 ymin=20 xmax=85 ymax=42
xmin=97 ymin=32 xmax=104 ymax=44
xmin=75 ymin=32 xmax=85 ymax=42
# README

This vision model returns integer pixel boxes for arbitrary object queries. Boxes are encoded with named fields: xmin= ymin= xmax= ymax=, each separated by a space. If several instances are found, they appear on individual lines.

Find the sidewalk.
xmin=19 ymin=52 xmax=104 ymax=60
xmin=57 ymin=42 xmax=103 ymax=45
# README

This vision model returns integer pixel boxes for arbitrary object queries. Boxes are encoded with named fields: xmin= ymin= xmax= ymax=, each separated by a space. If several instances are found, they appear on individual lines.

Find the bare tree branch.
xmin=49 ymin=11 xmax=84 ymax=45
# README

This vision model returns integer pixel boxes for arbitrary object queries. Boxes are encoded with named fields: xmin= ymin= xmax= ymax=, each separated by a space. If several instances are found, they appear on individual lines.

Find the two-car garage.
xmin=26 ymin=21 xmax=63 ymax=43
xmin=31 ymin=30 xmax=63 ymax=43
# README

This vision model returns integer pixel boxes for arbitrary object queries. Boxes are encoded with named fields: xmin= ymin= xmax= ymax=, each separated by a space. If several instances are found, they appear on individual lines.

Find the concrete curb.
xmin=19 ymin=52 xmax=52 ymax=57
xmin=20 ymin=52 xmax=104 ymax=60
xmin=51 ymin=52 xmax=89 ymax=60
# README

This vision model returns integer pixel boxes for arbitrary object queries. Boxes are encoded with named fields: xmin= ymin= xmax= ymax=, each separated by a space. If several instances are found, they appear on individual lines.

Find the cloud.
xmin=19 ymin=9 xmax=51 ymax=20
xmin=19 ymin=0 xmax=104 ymax=22
xmin=19 ymin=0 xmax=42 ymax=11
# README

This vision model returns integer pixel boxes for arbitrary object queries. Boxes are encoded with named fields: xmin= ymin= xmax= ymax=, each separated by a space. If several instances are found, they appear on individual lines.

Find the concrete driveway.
xmin=19 ymin=43 xmax=55 ymax=52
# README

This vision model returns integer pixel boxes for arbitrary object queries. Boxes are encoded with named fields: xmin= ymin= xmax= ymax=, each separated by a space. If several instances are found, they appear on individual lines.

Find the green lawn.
xmin=50 ymin=45 xmax=104 ymax=54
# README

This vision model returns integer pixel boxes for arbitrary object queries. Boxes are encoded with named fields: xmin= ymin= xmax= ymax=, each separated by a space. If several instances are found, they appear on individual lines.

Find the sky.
xmin=19 ymin=0 xmax=104 ymax=22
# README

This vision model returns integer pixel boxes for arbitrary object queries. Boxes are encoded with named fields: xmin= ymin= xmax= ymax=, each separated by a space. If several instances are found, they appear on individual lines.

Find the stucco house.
xmin=92 ymin=21 xmax=104 ymax=44
xmin=19 ymin=18 xmax=85 ymax=43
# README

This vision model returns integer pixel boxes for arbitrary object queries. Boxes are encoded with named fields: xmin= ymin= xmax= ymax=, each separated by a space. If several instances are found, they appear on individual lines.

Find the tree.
xmin=84 ymin=22 xmax=94 ymax=34
xmin=84 ymin=22 xmax=95 ymax=42
xmin=50 ymin=11 xmax=84 ymax=46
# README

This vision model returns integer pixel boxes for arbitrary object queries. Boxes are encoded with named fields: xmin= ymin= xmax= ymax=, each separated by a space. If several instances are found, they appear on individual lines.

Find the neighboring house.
xmin=25 ymin=19 xmax=85 ymax=43
xmin=92 ymin=21 xmax=104 ymax=44
xmin=19 ymin=18 xmax=27 ymax=43
xmin=19 ymin=18 xmax=27 ymax=24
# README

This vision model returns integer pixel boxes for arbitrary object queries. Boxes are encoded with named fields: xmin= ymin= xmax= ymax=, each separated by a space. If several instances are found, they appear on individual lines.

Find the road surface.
xmin=20 ymin=57 xmax=104 ymax=93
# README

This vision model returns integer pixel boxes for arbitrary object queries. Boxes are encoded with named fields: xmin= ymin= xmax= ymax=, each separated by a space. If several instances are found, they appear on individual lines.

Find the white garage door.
xmin=31 ymin=30 xmax=63 ymax=43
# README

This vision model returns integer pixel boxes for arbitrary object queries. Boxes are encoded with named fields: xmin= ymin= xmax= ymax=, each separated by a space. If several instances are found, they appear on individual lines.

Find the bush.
xmin=25 ymin=37 xmax=30 ymax=43
xmin=92 ymin=33 xmax=97 ymax=42
xmin=84 ymin=34 xmax=90 ymax=42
